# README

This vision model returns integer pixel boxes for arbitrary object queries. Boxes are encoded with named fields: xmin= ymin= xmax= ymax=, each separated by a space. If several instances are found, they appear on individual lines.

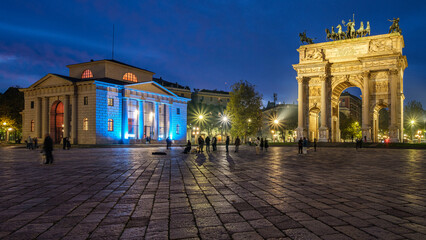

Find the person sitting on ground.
xmin=183 ymin=140 xmax=191 ymax=154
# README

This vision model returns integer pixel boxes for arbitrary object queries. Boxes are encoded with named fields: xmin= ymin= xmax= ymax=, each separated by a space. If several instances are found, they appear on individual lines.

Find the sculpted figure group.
xmin=326 ymin=19 xmax=371 ymax=41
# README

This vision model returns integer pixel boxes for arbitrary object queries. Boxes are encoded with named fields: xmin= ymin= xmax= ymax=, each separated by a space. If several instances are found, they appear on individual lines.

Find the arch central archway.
xmin=50 ymin=101 xmax=64 ymax=144
xmin=293 ymin=33 xmax=407 ymax=142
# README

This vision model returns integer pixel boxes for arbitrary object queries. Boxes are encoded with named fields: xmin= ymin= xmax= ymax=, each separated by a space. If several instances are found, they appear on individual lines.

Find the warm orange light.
xmin=123 ymin=72 xmax=138 ymax=82
xmin=81 ymin=69 xmax=93 ymax=78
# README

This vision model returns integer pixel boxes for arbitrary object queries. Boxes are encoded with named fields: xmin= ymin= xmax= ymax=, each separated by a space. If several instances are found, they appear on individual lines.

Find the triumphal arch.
xmin=293 ymin=21 xmax=407 ymax=143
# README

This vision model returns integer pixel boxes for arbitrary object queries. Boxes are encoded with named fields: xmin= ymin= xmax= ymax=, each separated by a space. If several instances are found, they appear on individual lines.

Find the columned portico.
xmin=154 ymin=102 xmax=159 ymax=140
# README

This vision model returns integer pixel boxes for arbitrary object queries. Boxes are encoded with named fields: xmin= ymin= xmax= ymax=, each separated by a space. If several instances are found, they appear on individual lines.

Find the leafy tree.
xmin=226 ymin=80 xmax=262 ymax=141
xmin=0 ymin=87 xmax=24 ymax=140
xmin=404 ymin=100 xmax=425 ymax=139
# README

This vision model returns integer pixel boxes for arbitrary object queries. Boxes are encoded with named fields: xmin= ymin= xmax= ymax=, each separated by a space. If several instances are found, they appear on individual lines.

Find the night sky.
xmin=1 ymin=0 xmax=426 ymax=106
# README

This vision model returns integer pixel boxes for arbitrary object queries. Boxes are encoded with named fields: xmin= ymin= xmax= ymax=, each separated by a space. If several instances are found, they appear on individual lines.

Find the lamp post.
xmin=411 ymin=120 xmax=415 ymax=142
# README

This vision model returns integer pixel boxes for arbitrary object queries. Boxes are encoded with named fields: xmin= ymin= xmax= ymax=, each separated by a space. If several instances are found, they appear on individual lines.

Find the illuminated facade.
xmin=20 ymin=59 xmax=189 ymax=144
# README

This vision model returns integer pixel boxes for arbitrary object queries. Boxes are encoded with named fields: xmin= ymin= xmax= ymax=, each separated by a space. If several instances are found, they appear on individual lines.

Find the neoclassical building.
xmin=20 ymin=59 xmax=189 ymax=144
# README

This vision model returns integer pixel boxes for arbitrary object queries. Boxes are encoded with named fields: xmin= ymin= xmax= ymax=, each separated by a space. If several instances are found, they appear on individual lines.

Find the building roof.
xmin=153 ymin=77 xmax=190 ymax=90
xmin=66 ymin=59 xmax=154 ymax=74
xmin=52 ymin=74 xmax=130 ymax=86
xmin=198 ymin=89 xmax=229 ymax=95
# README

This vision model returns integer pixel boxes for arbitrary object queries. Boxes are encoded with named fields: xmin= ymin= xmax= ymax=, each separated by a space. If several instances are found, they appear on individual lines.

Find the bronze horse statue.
xmin=389 ymin=18 xmax=401 ymax=34
xmin=299 ymin=31 xmax=314 ymax=44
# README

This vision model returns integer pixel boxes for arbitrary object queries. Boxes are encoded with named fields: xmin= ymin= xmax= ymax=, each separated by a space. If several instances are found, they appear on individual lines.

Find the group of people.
xmin=195 ymin=135 xmax=219 ymax=153
xmin=25 ymin=136 xmax=38 ymax=150
xmin=298 ymin=137 xmax=317 ymax=154
xmin=62 ymin=137 xmax=71 ymax=150
xmin=252 ymin=137 xmax=269 ymax=154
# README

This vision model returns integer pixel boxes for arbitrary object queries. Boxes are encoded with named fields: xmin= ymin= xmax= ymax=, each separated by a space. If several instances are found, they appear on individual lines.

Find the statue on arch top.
xmin=342 ymin=19 xmax=356 ymax=39
xmin=299 ymin=31 xmax=315 ymax=45
xmin=388 ymin=18 xmax=401 ymax=34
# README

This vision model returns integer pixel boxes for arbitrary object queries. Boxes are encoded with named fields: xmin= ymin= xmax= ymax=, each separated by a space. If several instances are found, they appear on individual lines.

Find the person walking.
xmin=66 ymin=137 xmax=71 ymax=150
xmin=225 ymin=136 xmax=230 ymax=153
xmin=313 ymin=138 xmax=317 ymax=152
xmin=166 ymin=137 xmax=172 ymax=150
xmin=298 ymin=138 xmax=303 ymax=154
xmin=63 ymin=137 xmax=67 ymax=150
xmin=183 ymin=140 xmax=192 ymax=154
xmin=43 ymin=133 xmax=54 ymax=164
xmin=28 ymin=136 xmax=33 ymax=150
xmin=205 ymin=136 xmax=211 ymax=153
xmin=198 ymin=136 xmax=204 ymax=153
xmin=234 ymin=136 xmax=241 ymax=152
xmin=212 ymin=136 xmax=217 ymax=151
xmin=260 ymin=138 xmax=264 ymax=151
xmin=255 ymin=137 xmax=260 ymax=154
xmin=303 ymin=137 xmax=308 ymax=154
xmin=265 ymin=139 xmax=269 ymax=151
xmin=33 ymin=137 xmax=38 ymax=149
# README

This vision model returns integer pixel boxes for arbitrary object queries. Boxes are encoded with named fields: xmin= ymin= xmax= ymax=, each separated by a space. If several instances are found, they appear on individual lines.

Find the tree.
xmin=226 ymin=80 xmax=262 ymax=141
xmin=0 ymin=87 xmax=24 ymax=140
xmin=404 ymin=100 xmax=425 ymax=139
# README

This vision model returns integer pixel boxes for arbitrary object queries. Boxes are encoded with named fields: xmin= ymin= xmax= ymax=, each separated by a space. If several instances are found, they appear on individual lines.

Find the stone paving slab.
xmin=0 ymin=145 xmax=425 ymax=239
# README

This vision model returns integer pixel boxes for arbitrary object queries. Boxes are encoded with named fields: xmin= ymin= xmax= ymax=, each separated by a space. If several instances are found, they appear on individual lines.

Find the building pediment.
xmin=29 ymin=74 xmax=76 ymax=89
xmin=126 ymin=81 xmax=178 ymax=97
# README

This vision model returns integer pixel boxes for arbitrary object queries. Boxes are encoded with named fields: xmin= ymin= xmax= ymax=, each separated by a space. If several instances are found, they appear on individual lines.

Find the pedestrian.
xmin=43 ymin=133 xmax=54 ymax=164
xmin=225 ymin=136 xmax=230 ymax=153
xmin=255 ymin=137 xmax=260 ymax=154
xmin=198 ymin=136 xmax=204 ymax=153
xmin=314 ymin=138 xmax=317 ymax=152
xmin=28 ymin=136 xmax=33 ymax=150
xmin=355 ymin=138 xmax=359 ymax=150
xmin=63 ymin=137 xmax=67 ymax=150
xmin=212 ymin=136 xmax=217 ymax=151
xmin=260 ymin=138 xmax=264 ymax=151
xmin=303 ymin=137 xmax=308 ymax=154
xmin=166 ymin=137 xmax=172 ymax=149
xmin=298 ymin=137 xmax=303 ymax=154
xmin=33 ymin=137 xmax=38 ymax=149
xmin=265 ymin=139 xmax=269 ymax=151
xmin=183 ymin=140 xmax=191 ymax=154
xmin=66 ymin=137 xmax=71 ymax=150
xmin=205 ymin=136 xmax=211 ymax=153
xmin=234 ymin=136 xmax=241 ymax=152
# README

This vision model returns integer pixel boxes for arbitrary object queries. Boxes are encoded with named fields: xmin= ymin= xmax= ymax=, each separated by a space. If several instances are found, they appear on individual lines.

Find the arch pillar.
xmin=296 ymin=76 xmax=306 ymax=140
xmin=319 ymin=75 xmax=329 ymax=142
xmin=389 ymin=69 xmax=401 ymax=142
xmin=361 ymin=71 xmax=371 ymax=142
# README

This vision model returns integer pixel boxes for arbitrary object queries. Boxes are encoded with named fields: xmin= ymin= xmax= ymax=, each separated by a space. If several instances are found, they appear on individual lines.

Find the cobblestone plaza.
xmin=0 ymin=146 xmax=425 ymax=239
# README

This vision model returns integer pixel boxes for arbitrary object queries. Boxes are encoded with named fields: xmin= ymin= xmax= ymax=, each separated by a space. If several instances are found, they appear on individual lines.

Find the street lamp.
xmin=198 ymin=115 xmax=204 ymax=120
xmin=410 ymin=120 xmax=415 ymax=142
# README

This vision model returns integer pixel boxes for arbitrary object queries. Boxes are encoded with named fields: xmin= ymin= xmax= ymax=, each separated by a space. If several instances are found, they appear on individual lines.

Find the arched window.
xmin=81 ymin=69 xmax=93 ymax=79
xmin=176 ymin=124 xmax=180 ymax=135
xmin=123 ymin=72 xmax=137 ymax=82
xmin=83 ymin=118 xmax=89 ymax=131
xmin=108 ymin=119 xmax=114 ymax=131
xmin=30 ymin=120 xmax=35 ymax=132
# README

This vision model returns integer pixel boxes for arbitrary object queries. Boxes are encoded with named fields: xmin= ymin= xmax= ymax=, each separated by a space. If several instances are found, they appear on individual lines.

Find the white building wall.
xmin=95 ymin=86 xmax=122 ymax=144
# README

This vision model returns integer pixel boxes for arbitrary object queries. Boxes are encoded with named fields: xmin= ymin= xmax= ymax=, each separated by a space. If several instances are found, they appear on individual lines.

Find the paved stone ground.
xmin=0 ymin=146 xmax=425 ymax=240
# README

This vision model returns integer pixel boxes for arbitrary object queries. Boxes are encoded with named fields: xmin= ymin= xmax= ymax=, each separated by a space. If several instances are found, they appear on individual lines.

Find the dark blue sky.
xmin=1 ymin=0 xmax=425 ymax=106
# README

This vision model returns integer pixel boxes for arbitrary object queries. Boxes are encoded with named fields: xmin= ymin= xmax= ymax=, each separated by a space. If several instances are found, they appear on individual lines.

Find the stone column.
xmin=42 ymin=97 xmax=49 ymax=136
xmin=389 ymin=69 xmax=400 ymax=142
xmin=122 ymin=98 xmax=129 ymax=143
xmin=361 ymin=71 xmax=371 ymax=142
xmin=36 ymin=97 xmax=42 ymax=138
xmin=169 ymin=105 xmax=173 ymax=139
xmin=138 ymin=100 xmax=144 ymax=139
xmin=63 ymin=95 xmax=70 ymax=138
xmin=319 ymin=75 xmax=329 ymax=142
xmin=72 ymin=94 xmax=78 ymax=144
xmin=296 ymin=76 xmax=305 ymax=140
xmin=154 ymin=102 xmax=159 ymax=140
